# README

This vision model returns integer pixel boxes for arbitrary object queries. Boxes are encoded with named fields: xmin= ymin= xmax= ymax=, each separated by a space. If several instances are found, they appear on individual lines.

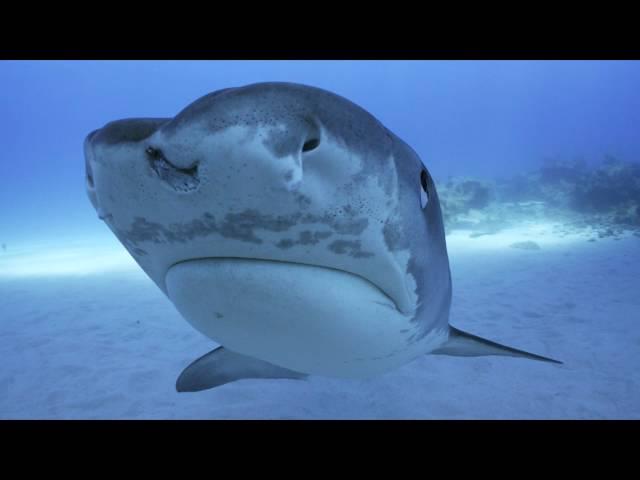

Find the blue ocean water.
xmin=1 ymin=60 xmax=639 ymax=418
xmin=2 ymin=60 xmax=640 ymax=246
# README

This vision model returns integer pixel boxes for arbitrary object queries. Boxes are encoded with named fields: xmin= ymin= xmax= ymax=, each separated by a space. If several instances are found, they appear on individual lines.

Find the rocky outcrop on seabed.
xmin=438 ymin=156 xmax=640 ymax=241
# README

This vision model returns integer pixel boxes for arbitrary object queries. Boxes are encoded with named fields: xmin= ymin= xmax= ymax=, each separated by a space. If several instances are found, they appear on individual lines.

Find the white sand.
xmin=1 ymin=226 xmax=639 ymax=419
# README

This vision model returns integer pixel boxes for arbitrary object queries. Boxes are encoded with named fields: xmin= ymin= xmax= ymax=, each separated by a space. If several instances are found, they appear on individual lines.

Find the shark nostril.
xmin=146 ymin=146 xmax=161 ymax=158
xmin=302 ymin=138 xmax=320 ymax=153
xmin=85 ymin=154 xmax=95 ymax=189
xmin=145 ymin=145 xmax=200 ymax=192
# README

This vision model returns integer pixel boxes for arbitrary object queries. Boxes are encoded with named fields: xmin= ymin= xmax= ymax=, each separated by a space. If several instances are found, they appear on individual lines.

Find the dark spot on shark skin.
xmin=294 ymin=193 xmax=312 ymax=209
xmin=341 ymin=204 xmax=355 ymax=215
xmin=296 ymin=210 xmax=368 ymax=235
xmin=119 ymin=211 xmax=292 ymax=247
xmin=383 ymin=220 xmax=408 ymax=251
xmin=131 ymin=247 xmax=148 ymax=256
xmin=226 ymin=210 xmax=299 ymax=234
xmin=123 ymin=218 xmax=168 ymax=244
xmin=117 ymin=215 xmax=221 ymax=247
xmin=218 ymin=211 xmax=282 ymax=243
xmin=215 ymin=312 xmax=224 ymax=319
xmin=116 ymin=209 xmax=367 ymax=248
xmin=328 ymin=240 xmax=374 ymax=258
xmin=328 ymin=240 xmax=354 ymax=254
xmin=163 ymin=217 xmax=218 ymax=243
xmin=299 ymin=230 xmax=332 ymax=245
xmin=350 ymin=169 xmax=395 ymax=197
xmin=329 ymin=217 xmax=369 ymax=235
xmin=275 ymin=230 xmax=333 ymax=249
xmin=284 ymin=170 xmax=294 ymax=182
xmin=276 ymin=239 xmax=295 ymax=249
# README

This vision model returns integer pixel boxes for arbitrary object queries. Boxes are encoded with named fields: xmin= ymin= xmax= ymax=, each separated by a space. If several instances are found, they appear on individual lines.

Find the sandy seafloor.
xmin=1 ymin=223 xmax=639 ymax=419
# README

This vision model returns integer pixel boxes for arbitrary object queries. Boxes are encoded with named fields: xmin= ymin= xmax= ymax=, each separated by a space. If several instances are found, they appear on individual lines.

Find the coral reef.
xmin=437 ymin=178 xmax=496 ymax=233
xmin=569 ymin=156 xmax=640 ymax=224
xmin=438 ymin=156 xmax=640 ymax=240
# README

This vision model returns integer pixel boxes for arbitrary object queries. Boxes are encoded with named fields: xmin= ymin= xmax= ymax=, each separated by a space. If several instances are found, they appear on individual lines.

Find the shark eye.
xmin=302 ymin=138 xmax=320 ymax=153
xmin=420 ymin=169 xmax=430 ymax=208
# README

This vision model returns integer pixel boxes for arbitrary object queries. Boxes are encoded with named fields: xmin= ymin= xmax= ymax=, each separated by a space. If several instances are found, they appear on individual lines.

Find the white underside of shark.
xmin=166 ymin=258 xmax=448 ymax=378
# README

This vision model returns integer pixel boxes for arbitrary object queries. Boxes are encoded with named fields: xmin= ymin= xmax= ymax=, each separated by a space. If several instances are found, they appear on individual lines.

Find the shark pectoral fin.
xmin=432 ymin=326 xmax=563 ymax=364
xmin=176 ymin=346 xmax=308 ymax=392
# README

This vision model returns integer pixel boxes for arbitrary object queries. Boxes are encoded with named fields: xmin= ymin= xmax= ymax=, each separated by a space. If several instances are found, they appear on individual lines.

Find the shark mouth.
xmin=166 ymin=256 xmax=403 ymax=314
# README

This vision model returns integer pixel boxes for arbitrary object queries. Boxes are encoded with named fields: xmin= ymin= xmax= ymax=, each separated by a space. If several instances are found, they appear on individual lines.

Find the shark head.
xmin=85 ymin=82 xmax=558 ymax=387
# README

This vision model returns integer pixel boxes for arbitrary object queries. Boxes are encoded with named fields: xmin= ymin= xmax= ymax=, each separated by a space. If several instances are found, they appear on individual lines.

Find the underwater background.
xmin=1 ymin=60 xmax=639 ymax=418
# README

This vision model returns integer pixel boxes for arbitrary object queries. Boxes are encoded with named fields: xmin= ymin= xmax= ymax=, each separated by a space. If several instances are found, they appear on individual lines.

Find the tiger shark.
xmin=84 ymin=82 xmax=560 ymax=392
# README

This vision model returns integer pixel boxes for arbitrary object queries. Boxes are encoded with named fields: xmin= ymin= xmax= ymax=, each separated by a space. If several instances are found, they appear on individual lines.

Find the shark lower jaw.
xmin=163 ymin=257 xmax=416 ymax=377
xmin=165 ymin=256 xmax=401 ymax=313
